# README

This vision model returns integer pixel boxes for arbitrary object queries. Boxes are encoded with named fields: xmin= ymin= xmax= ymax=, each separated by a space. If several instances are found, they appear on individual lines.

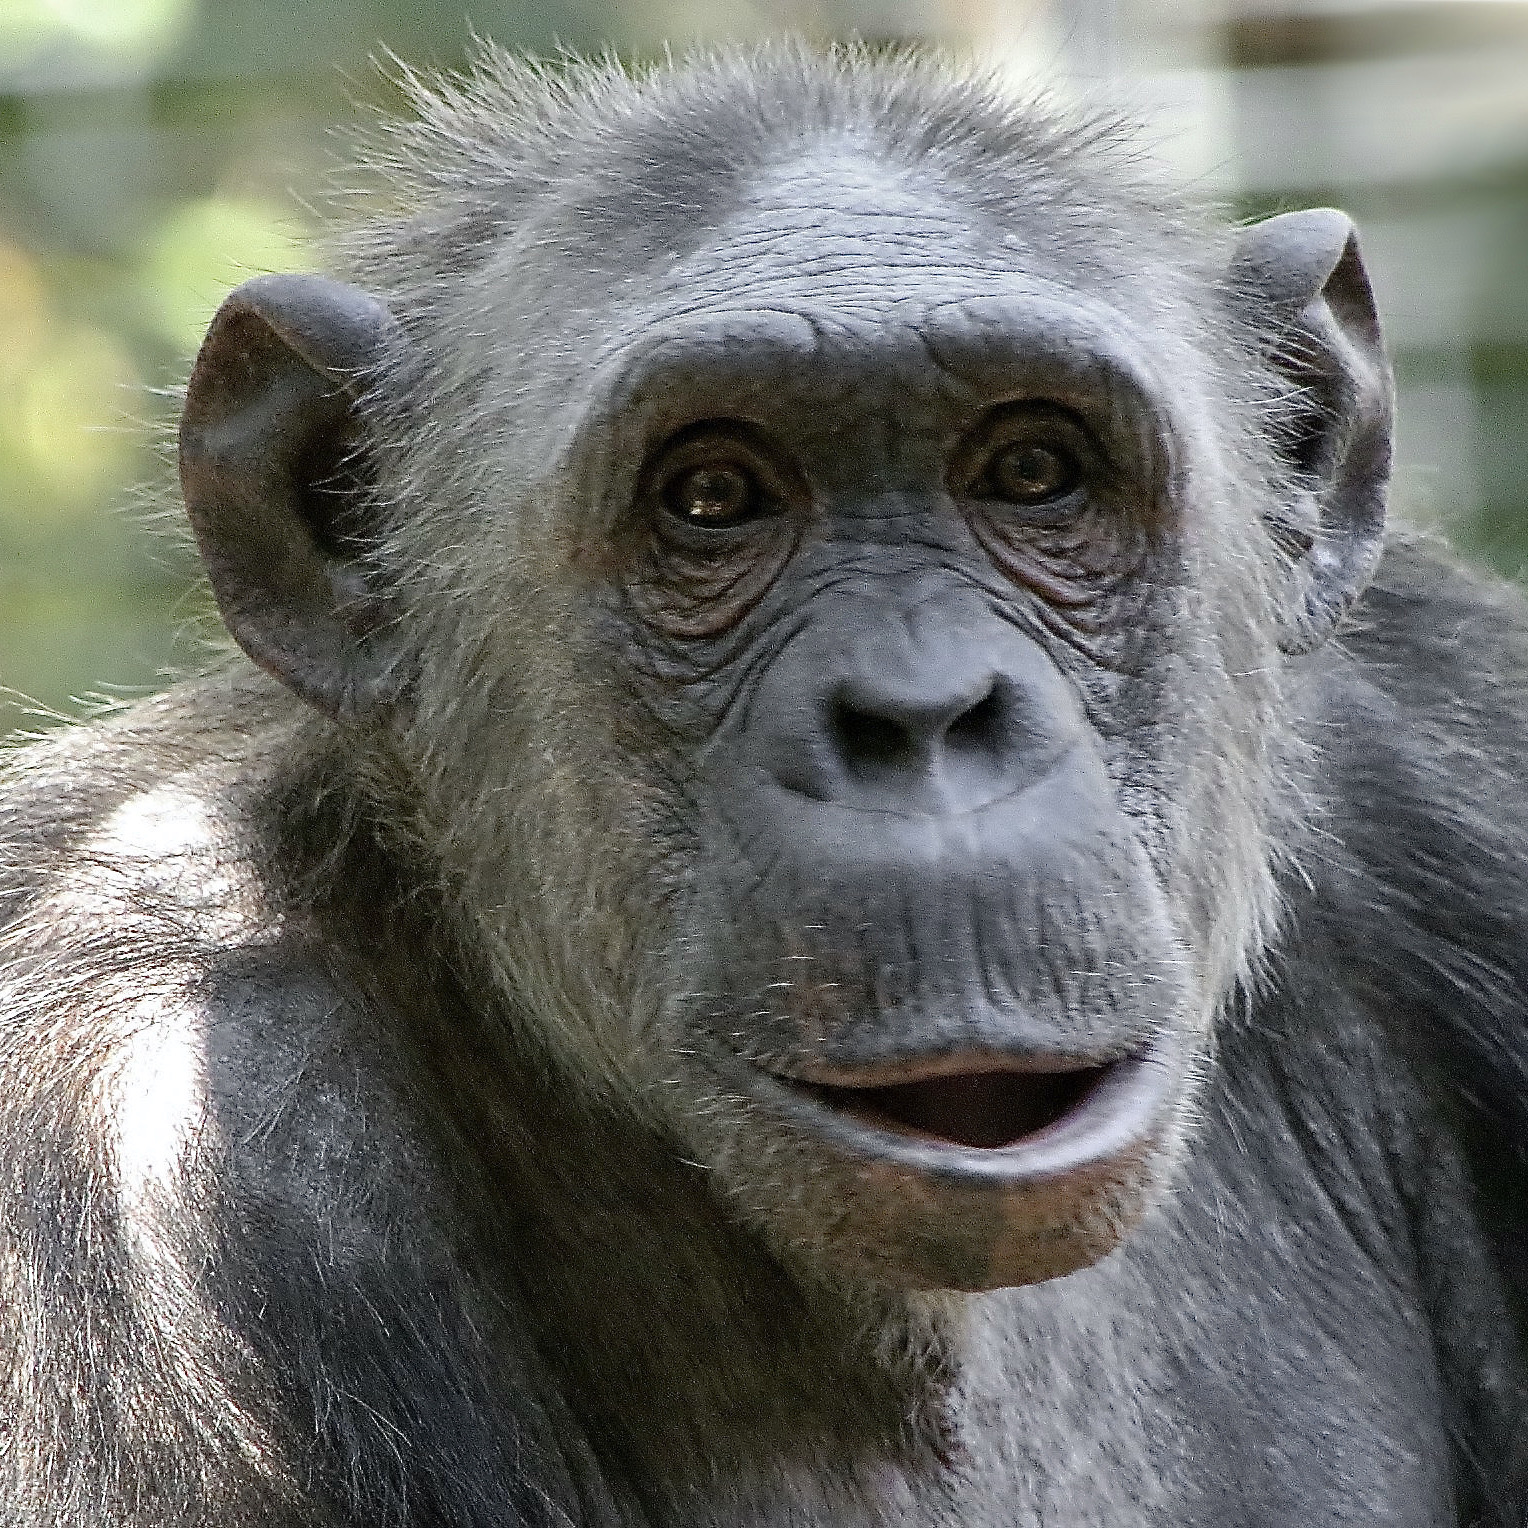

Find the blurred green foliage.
xmin=3 ymin=0 xmax=1528 ymax=737
xmin=0 ymin=1 xmax=522 ymax=733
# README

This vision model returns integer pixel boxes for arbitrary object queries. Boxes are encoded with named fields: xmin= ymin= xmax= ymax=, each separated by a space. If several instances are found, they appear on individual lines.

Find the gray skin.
xmin=1 ymin=47 xmax=1526 ymax=1527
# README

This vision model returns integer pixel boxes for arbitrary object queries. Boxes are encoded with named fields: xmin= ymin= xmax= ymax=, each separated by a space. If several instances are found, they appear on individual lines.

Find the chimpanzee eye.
xmin=662 ymin=463 xmax=762 ymax=528
xmin=980 ymin=440 xmax=1082 ymax=507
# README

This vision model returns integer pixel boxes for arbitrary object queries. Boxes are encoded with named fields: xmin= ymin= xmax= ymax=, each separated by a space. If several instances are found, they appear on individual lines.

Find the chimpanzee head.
xmin=180 ymin=50 xmax=1391 ymax=1291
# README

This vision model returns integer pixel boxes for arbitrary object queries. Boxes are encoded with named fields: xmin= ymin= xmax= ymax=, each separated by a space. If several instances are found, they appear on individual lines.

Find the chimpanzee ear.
xmin=1229 ymin=208 xmax=1394 ymax=656
xmin=179 ymin=273 xmax=406 ymax=722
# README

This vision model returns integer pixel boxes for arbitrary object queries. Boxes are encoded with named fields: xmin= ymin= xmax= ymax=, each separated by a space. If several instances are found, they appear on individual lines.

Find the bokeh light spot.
xmin=12 ymin=324 xmax=141 ymax=506
xmin=141 ymin=195 xmax=314 ymax=357
xmin=0 ymin=0 xmax=55 ymax=70
xmin=0 ymin=242 xmax=54 ymax=391
xmin=40 ymin=0 xmax=194 ymax=52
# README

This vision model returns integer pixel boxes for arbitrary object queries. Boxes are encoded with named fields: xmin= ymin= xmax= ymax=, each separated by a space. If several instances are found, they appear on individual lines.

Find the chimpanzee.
xmin=0 ymin=43 xmax=1524 ymax=1528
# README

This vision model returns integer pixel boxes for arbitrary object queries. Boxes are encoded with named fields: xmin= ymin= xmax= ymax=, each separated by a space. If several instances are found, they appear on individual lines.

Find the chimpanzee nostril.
xmin=832 ymin=702 xmax=921 ymax=778
xmin=945 ymin=683 xmax=1006 ymax=756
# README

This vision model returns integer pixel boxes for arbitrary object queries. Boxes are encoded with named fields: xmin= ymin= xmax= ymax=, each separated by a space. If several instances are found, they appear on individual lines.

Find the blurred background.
xmin=2 ymin=0 xmax=1526 ymax=735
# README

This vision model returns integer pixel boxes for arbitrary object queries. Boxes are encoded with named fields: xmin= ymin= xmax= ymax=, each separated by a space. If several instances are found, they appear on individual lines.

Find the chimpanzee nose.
xmin=744 ymin=594 xmax=1089 ymax=817
xmin=808 ymin=618 xmax=1082 ymax=813
xmin=831 ymin=669 xmax=1009 ymax=787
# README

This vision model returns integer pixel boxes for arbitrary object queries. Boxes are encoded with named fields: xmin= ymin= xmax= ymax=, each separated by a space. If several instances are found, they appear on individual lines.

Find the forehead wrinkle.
xmin=652 ymin=215 xmax=988 ymax=317
xmin=625 ymin=143 xmax=996 ymax=319
xmin=737 ymin=138 xmax=978 ymax=232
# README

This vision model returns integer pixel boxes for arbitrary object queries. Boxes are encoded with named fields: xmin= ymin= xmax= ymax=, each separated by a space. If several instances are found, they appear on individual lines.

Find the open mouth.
xmin=738 ymin=1044 xmax=1173 ymax=1173
xmin=797 ymin=1063 xmax=1115 ymax=1150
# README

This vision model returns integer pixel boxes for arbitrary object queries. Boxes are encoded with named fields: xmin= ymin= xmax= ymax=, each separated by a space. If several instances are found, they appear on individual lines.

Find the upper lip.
xmin=753 ymin=1046 xmax=1138 ymax=1090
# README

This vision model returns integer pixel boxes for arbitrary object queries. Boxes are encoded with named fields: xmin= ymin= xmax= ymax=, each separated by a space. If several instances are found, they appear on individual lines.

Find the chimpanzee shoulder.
xmin=1290 ymin=536 xmax=1528 ymax=1313
xmin=0 ymin=672 xmax=606 ymax=1524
